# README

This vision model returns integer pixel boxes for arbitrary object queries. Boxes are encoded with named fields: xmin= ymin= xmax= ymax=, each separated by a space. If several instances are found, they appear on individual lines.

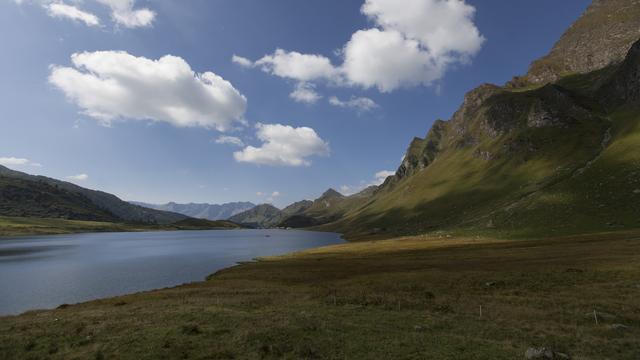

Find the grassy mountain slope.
xmin=228 ymin=204 xmax=284 ymax=228
xmin=0 ymin=166 xmax=187 ymax=225
xmin=318 ymin=34 xmax=640 ymax=240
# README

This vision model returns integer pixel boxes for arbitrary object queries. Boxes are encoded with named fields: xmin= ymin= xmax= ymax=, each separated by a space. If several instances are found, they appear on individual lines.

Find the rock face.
xmin=599 ymin=38 xmax=640 ymax=107
xmin=515 ymin=0 xmax=640 ymax=86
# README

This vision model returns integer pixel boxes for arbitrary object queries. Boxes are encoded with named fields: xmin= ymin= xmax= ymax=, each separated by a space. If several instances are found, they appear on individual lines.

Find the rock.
xmin=524 ymin=347 xmax=554 ymax=359
xmin=610 ymin=323 xmax=632 ymax=331
xmin=586 ymin=311 xmax=616 ymax=321
xmin=484 ymin=281 xmax=505 ymax=288
xmin=634 ymin=189 xmax=640 ymax=194
xmin=525 ymin=347 xmax=570 ymax=359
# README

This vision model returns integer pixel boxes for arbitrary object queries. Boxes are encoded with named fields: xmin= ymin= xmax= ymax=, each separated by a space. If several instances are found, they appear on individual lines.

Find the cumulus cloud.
xmin=239 ymin=0 xmax=484 ymax=94
xmin=234 ymin=123 xmax=330 ymax=167
xmin=94 ymin=0 xmax=154 ymax=28
xmin=215 ymin=135 xmax=245 ymax=147
xmin=231 ymin=55 xmax=253 ymax=68
xmin=0 ymin=157 xmax=42 ymax=167
xmin=67 ymin=173 xmax=89 ymax=181
xmin=361 ymin=0 xmax=484 ymax=58
xmin=340 ymin=170 xmax=395 ymax=195
xmin=267 ymin=191 xmax=281 ymax=202
xmin=329 ymin=95 xmax=378 ymax=112
xmin=373 ymin=170 xmax=395 ymax=184
xmin=49 ymin=51 xmax=247 ymax=131
xmin=45 ymin=3 xmax=101 ymax=27
xmin=290 ymin=82 xmax=322 ymax=104
xmin=14 ymin=0 xmax=154 ymax=28
xmin=254 ymin=49 xmax=339 ymax=83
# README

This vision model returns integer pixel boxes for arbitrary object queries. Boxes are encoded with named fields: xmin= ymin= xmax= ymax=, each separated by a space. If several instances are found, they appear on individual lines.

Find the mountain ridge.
xmin=131 ymin=201 xmax=255 ymax=221
xmin=0 ymin=165 xmax=187 ymax=224
xmin=309 ymin=0 xmax=640 ymax=240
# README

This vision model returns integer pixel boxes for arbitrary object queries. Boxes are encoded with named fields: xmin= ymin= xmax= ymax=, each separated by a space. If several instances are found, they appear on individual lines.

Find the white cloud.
xmin=373 ymin=170 xmax=395 ymax=185
xmin=95 ymin=0 xmax=155 ymax=28
xmin=329 ymin=95 xmax=378 ymax=112
xmin=243 ymin=0 xmax=484 ymax=94
xmin=0 ymin=157 xmax=42 ymax=167
xmin=13 ymin=0 xmax=154 ymax=28
xmin=0 ymin=157 xmax=29 ymax=166
xmin=67 ymin=173 xmax=89 ymax=181
xmin=342 ymin=28 xmax=444 ymax=92
xmin=340 ymin=170 xmax=395 ymax=195
xmin=45 ymin=3 xmax=101 ymax=27
xmin=361 ymin=0 xmax=484 ymax=58
xmin=267 ymin=191 xmax=281 ymax=202
xmin=290 ymin=82 xmax=322 ymax=104
xmin=49 ymin=51 xmax=247 ymax=131
xmin=254 ymin=49 xmax=340 ymax=83
xmin=231 ymin=55 xmax=253 ymax=68
xmin=234 ymin=123 xmax=330 ymax=167
xmin=215 ymin=135 xmax=245 ymax=147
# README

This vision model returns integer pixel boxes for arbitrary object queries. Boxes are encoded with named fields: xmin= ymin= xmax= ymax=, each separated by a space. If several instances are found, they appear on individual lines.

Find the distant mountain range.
xmin=0 ymin=165 xmax=187 ymax=224
xmin=229 ymin=187 xmax=378 ymax=229
xmin=131 ymin=201 xmax=255 ymax=221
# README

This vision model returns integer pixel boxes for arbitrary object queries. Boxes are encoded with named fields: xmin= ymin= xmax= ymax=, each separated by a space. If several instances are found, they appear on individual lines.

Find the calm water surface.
xmin=0 ymin=229 xmax=344 ymax=315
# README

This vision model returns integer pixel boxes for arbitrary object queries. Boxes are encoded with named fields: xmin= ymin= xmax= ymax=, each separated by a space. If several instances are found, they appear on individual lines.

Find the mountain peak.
xmin=510 ymin=0 xmax=640 ymax=87
xmin=321 ymin=188 xmax=344 ymax=199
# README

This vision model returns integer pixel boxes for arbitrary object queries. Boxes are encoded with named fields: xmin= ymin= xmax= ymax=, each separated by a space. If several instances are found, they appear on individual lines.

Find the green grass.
xmin=0 ymin=216 xmax=241 ymax=237
xmin=1 ymin=231 xmax=639 ymax=359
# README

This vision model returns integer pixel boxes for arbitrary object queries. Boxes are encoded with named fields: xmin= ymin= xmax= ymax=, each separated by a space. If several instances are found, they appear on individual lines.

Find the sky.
xmin=0 ymin=0 xmax=591 ymax=207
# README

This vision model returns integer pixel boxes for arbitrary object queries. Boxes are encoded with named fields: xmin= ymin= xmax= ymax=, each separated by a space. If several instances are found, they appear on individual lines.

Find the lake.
xmin=0 ymin=229 xmax=344 ymax=315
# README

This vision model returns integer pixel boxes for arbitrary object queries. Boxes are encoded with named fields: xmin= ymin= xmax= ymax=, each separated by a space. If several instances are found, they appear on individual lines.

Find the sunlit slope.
xmin=320 ymin=42 xmax=640 ymax=240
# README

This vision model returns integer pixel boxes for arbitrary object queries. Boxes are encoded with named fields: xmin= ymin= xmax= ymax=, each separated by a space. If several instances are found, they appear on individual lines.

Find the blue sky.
xmin=0 ymin=0 xmax=590 ymax=207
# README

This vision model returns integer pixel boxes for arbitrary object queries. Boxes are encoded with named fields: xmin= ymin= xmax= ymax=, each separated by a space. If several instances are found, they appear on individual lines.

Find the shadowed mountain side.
xmin=0 ymin=165 xmax=187 ymax=224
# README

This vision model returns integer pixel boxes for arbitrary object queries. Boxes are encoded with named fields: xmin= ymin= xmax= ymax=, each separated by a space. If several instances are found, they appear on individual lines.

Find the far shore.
xmin=0 ymin=216 xmax=243 ymax=238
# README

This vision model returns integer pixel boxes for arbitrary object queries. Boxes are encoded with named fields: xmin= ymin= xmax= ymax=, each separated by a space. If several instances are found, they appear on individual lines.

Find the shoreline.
xmin=0 ymin=216 xmax=243 ymax=239
xmin=1 ymin=230 xmax=638 ymax=359
xmin=0 ymin=228 xmax=346 ymax=316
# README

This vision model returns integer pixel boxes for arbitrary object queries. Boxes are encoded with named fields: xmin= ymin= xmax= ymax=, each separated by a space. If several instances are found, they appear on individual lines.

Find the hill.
xmin=131 ymin=201 xmax=255 ymax=221
xmin=228 ymin=204 xmax=284 ymax=228
xmin=314 ymin=1 xmax=640 ymax=240
xmin=0 ymin=165 xmax=187 ymax=225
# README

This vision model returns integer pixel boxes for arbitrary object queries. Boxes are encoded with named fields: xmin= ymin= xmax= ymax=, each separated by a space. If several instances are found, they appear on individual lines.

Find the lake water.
xmin=0 ymin=229 xmax=344 ymax=315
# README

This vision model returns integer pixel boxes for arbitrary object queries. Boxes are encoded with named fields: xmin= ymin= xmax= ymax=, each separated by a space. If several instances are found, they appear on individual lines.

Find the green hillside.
xmin=0 ymin=165 xmax=187 ymax=225
xmin=317 ymin=36 xmax=640 ymax=240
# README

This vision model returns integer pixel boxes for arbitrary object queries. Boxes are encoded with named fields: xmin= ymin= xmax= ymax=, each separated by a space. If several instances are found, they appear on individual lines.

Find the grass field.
xmin=1 ymin=231 xmax=638 ymax=359
xmin=0 ymin=216 xmax=241 ymax=237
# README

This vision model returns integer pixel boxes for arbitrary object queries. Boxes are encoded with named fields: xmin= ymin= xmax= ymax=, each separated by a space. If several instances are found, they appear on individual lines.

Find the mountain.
xmin=277 ymin=187 xmax=378 ymax=228
xmin=509 ymin=0 xmax=640 ymax=87
xmin=228 ymin=204 xmax=284 ymax=228
xmin=0 ymin=165 xmax=187 ymax=224
xmin=131 ymin=201 xmax=255 ymax=221
xmin=312 ymin=0 xmax=640 ymax=240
